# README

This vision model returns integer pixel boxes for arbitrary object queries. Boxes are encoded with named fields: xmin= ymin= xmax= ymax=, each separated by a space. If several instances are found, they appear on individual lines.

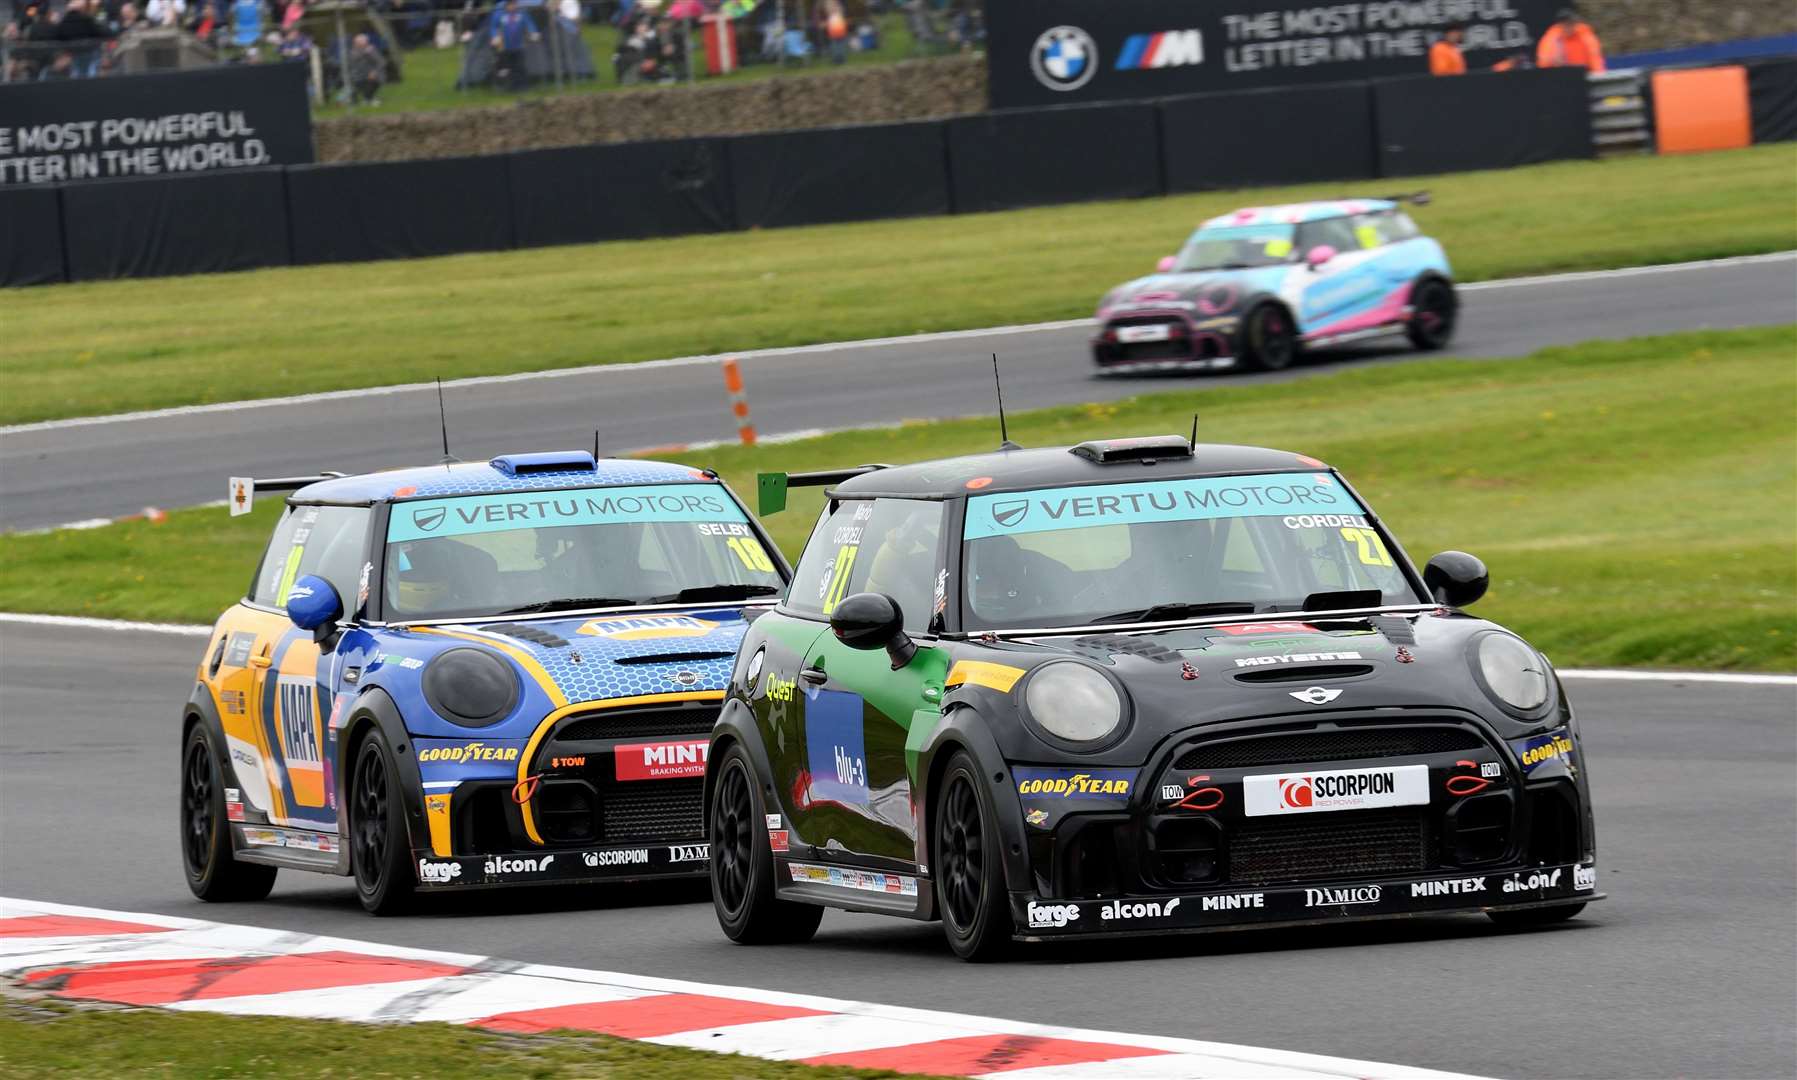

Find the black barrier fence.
xmin=16 ymin=62 xmax=1794 ymax=287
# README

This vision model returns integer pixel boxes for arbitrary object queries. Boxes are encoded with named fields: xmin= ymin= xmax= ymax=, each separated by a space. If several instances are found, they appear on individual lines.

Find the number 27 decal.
xmin=1340 ymin=526 xmax=1394 ymax=567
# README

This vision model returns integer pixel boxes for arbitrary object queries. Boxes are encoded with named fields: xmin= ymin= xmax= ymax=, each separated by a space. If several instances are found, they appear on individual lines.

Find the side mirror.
xmin=830 ymin=592 xmax=917 ymax=670
xmin=1424 ymin=551 xmax=1489 ymax=608
xmin=287 ymin=574 xmax=344 ymax=637
xmin=1155 ymin=255 xmax=1176 ymax=272
xmin=1305 ymin=245 xmax=1338 ymax=269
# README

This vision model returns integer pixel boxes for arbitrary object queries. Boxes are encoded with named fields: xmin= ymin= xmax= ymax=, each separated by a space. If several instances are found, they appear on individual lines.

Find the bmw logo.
xmin=1031 ymin=25 xmax=1097 ymax=92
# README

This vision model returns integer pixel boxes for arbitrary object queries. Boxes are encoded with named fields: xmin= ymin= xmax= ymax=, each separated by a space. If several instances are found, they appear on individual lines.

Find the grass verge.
xmin=0 ymin=996 xmax=935 ymax=1079
xmin=3 ymin=326 xmax=1792 ymax=671
xmin=0 ymin=144 xmax=1792 ymax=425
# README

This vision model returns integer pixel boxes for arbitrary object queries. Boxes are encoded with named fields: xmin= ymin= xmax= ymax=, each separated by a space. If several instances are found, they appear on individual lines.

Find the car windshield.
xmin=382 ymin=483 xmax=781 ymax=621
xmin=960 ymin=472 xmax=1423 ymax=630
xmin=1173 ymin=224 xmax=1297 ymax=272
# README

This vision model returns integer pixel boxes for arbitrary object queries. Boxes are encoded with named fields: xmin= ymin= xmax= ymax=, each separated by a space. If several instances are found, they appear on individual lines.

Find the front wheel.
xmin=1240 ymin=304 xmax=1298 ymax=371
xmin=1487 ymin=902 xmax=1585 ymax=927
xmin=180 ymin=724 xmax=277 ymax=902
xmin=709 ymin=745 xmax=822 ymax=944
xmin=1407 ymin=278 xmax=1458 ymax=350
xmin=350 ymin=728 xmax=415 ymax=915
xmin=934 ymin=751 xmax=1011 ymax=961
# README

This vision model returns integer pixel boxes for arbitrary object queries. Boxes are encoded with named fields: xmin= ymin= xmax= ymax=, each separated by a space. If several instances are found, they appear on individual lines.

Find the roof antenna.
xmin=993 ymin=353 xmax=1020 ymax=450
xmin=435 ymin=377 xmax=457 ymax=465
xmin=1189 ymin=412 xmax=1199 ymax=449
xmin=594 ymin=429 xmax=601 ymax=465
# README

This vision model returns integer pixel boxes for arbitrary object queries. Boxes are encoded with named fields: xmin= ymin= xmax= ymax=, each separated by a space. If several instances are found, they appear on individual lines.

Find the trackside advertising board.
xmin=984 ymin=0 xmax=1562 ymax=108
xmin=0 ymin=64 xmax=312 ymax=187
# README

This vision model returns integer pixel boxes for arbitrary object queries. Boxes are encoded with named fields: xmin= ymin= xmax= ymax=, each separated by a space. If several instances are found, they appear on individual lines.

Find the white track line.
xmin=0 ymin=610 xmax=1790 ymax=685
xmin=0 ymin=896 xmax=1483 ymax=1080
xmin=5 ymin=252 xmax=1791 ymax=437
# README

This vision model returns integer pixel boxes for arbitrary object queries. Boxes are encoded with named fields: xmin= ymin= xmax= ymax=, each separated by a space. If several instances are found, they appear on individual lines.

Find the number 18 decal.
xmin=726 ymin=536 xmax=777 ymax=573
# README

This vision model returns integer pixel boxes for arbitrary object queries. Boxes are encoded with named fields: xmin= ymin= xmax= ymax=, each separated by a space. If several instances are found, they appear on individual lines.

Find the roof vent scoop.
xmin=489 ymin=451 xmax=598 ymax=477
xmin=1070 ymin=436 xmax=1195 ymax=464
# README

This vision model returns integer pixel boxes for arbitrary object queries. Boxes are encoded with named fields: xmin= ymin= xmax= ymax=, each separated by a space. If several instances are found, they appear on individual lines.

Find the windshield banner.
xmin=965 ymin=473 xmax=1363 ymax=540
xmin=388 ymin=484 xmax=744 ymax=543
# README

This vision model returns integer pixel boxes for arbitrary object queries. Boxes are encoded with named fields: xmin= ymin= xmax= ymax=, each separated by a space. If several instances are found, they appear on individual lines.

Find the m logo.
xmin=411 ymin=507 xmax=446 ymax=532
xmin=1116 ymin=30 xmax=1204 ymax=70
xmin=991 ymin=500 xmax=1030 ymax=528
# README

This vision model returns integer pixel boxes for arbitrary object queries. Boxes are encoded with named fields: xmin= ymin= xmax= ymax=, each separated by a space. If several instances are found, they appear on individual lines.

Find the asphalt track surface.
xmin=3 ymin=253 xmax=1794 ymax=532
xmin=1 ymin=622 xmax=1792 ymax=1078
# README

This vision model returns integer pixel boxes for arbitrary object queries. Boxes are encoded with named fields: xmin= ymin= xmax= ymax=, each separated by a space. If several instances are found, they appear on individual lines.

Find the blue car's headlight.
xmin=421 ymin=648 xmax=518 ymax=728
xmin=1023 ymin=662 xmax=1123 ymax=744
xmin=1475 ymin=633 xmax=1549 ymax=713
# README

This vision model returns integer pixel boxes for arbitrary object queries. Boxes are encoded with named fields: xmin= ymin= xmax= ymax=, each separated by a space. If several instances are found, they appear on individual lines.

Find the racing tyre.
xmin=710 ymin=744 xmax=822 ymax=944
xmin=1406 ymin=278 xmax=1457 ymax=350
xmin=1487 ymin=902 xmax=1585 ymax=927
xmin=180 ymin=723 xmax=278 ymax=902
xmin=1240 ymin=304 xmax=1298 ymax=371
xmin=934 ymin=751 xmax=1012 ymax=961
xmin=350 ymin=728 xmax=415 ymax=915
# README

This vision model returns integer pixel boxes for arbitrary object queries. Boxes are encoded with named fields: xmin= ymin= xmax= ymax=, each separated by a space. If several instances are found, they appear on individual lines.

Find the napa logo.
xmin=1116 ymin=30 xmax=1203 ymax=70
xmin=577 ymin=615 xmax=720 ymax=640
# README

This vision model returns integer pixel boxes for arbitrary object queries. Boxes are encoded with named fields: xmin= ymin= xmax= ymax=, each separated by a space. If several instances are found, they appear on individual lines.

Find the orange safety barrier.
xmin=1652 ymin=66 xmax=1752 ymax=155
xmin=721 ymin=357 xmax=756 ymax=446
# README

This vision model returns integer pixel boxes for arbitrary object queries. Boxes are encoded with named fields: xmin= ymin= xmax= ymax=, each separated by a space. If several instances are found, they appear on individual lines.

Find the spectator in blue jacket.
xmin=488 ymin=0 xmax=537 ymax=90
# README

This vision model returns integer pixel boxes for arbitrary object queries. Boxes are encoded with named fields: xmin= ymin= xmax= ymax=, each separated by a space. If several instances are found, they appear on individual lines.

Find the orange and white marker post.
xmin=722 ymin=358 xmax=756 ymax=446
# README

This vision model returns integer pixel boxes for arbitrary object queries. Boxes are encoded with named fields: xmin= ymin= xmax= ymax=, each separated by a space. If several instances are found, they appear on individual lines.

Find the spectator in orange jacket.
xmin=1429 ymin=22 xmax=1466 ymax=75
xmin=1537 ymin=8 xmax=1604 ymax=72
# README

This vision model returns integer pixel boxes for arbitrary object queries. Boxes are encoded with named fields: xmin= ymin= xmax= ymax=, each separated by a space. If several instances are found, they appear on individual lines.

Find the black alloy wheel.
xmin=933 ymin=751 xmax=1011 ymax=961
xmin=350 ymin=728 xmax=414 ymax=915
xmin=179 ymin=724 xmax=276 ymax=902
xmin=1242 ymin=304 xmax=1298 ymax=371
xmin=1407 ymin=278 xmax=1458 ymax=350
xmin=709 ymin=745 xmax=822 ymax=944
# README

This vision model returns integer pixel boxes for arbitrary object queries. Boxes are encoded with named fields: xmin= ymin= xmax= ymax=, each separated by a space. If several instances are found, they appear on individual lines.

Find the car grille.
xmin=1230 ymin=811 xmax=1428 ymax=884
xmin=555 ymin=703 xmax=717 ymax=742
xmin=1175 ymin=726 xmax=1483 ymax=771
xmin=601 ymin=779 xmax=704 ymax=845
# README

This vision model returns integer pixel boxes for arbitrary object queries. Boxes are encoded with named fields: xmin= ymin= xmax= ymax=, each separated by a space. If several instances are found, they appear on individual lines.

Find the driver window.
xmin=1298 ymin=218 xmax=1357 ymax=257
xmin=786 ymin=499 xmax=943 ymax=631
xmin=251 ymin=505 xmax=370 ymax=610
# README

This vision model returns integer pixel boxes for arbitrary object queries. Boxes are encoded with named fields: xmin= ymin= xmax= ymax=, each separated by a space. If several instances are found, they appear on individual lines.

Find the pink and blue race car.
xmin=1092 ymin=195 xmax=1458 ymax=374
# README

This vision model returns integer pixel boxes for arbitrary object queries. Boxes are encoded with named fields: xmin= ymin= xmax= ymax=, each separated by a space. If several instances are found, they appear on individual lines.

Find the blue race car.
xmin=180 ymin=451 xmax=787 ymax=913
xmin=1092 ymin=195 xmax=1457 ymax=374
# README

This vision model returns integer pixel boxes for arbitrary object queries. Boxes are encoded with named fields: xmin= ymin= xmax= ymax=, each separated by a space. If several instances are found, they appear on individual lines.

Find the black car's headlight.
xmin=421 ymin=647 xmax=519 ymax=728
xmin=1023 ymin=661 xmax=1124 ymax=745
xmin=1473 ymin=633 xmax=1550 ymax=714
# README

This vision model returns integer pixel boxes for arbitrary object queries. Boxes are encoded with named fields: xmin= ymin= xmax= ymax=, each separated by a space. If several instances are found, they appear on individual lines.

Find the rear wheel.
xmin=179 ymin=724 xmax=277 ymax=902
xmin=709 ymin=745 xmax=822 ymax=944
xmin=1240 ymin=304 xmax=1298 ymax=371
xmin=350 ymin=728 xmax=415 ymax=915
xmin=1488 ymin=902 xmax=1585 ymax=927
xmin=934 ymin=752 xmax=1011 ymax=961
xmin=1407 ymin=278 xmax=1458 ymax=350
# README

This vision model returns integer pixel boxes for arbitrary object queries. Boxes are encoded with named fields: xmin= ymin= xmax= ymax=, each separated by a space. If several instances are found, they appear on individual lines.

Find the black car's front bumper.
xmin=1091 ymin=310 xmax=1242 ymax=374
xmin=1011 ymin=860 xmax=1598 ymax=939
xmin=1005 ymin=711 xmax=1597 ymax=938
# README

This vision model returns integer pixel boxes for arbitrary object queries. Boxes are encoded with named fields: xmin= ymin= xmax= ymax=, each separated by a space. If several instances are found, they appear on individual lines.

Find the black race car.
xmin=703 ymin=435 xmax=1598 ymax=958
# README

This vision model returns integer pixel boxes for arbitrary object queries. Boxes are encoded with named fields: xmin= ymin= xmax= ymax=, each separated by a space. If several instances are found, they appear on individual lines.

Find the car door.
xmin=1293 ymin=216 xmax=1381 ymax=332
xmin=243 ymin=503 xmax=371 ymax=832
xmin=784 ymin=498 xmax=946 ymax=863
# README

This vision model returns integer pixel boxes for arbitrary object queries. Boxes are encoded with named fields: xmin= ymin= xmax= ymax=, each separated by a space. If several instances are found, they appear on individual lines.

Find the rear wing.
xmin=756 ymin=466 xmax=887 ymax=516
xmin=227 ymin=473 xmax=347 ymax=516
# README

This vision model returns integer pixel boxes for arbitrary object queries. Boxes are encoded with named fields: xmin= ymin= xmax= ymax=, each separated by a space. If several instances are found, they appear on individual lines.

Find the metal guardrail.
xmin=1589 ymin=68 xmax=1651 ymax=154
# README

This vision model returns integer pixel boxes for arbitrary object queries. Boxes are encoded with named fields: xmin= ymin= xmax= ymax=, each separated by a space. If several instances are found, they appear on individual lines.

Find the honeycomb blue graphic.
xmin=475 ymin=611 xmax=745 ymax=704
xmin=294 ymin=460 xmax=712 ymax=504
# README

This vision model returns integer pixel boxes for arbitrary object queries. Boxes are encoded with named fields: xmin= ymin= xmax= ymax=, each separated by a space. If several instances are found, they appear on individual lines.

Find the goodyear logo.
xmin=578 ymin=615 xmax=719 ymax=640
xmin=1015 ymin=768 xmax=1133 ymax=799
xmin=1514 ymin=731 xmax=1575 ymax=773
xmin=417 ymin=742 xmax=521 ymax=764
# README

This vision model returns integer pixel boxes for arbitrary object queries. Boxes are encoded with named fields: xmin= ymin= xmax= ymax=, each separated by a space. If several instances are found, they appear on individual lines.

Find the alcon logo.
xmin=1100 ymin=898 xmax=1181 ymax=922
xmin=1502 ymin=868 xmax=1563 ymax=893
xmin=485 ymin=855 xmax=556 ymax=875
xmin=1116 ymin=30 xmax=1204 ymax=70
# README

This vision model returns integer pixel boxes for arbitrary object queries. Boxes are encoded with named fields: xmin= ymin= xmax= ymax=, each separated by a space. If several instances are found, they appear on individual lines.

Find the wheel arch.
xmin=336 ymin=687 xmax=428 ymax=865
xmin=917 ymin=707 xmax=1033 ymax=899
xmin=705 ymin=696 xmax=778 ymax=824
